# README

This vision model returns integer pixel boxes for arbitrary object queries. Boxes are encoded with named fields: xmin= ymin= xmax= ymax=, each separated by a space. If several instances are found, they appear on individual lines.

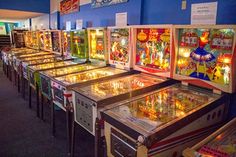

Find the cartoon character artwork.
xmin=176 ymin=28 xmax=234 ymax=85
xmin=109 ymin=28 xmax=129 ymax=64
xmin=190 ymin=31 xmax=215 ymax=77
xmin=136 ymin=28 xmax=170 ymax=71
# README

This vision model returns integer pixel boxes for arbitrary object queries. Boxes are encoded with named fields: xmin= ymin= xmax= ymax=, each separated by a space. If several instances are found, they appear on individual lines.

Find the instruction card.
xmin=191 ymin=2 xmax=217 ymax=25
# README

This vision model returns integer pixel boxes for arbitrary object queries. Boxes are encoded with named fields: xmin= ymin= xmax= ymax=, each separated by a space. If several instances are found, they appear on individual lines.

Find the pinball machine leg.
xmin=66 ymin=108 xmax=73 ymax=157
xmin=36 ymin=84 xmax=40 ymax=118
xmin=6 ymin=64 xmax=8 ymax=78
xmin=95 ymin=118 xmax=102 ymax=157
xmin=9 ymin=66 xmax=12 ymax=81
xmin=22 ymin=77 xmax=25 ymax=99
xmin=51 ymin=99 xmax=55 ymax=136
xmin=71 ymin=113 xmax=75 ymax=157
xmin=41 ymin=93 xmax=44 ymax=121
xmin=17 ymin=74 xmax=20 ymax=93
xmin=14 ymin=70 xmax=17 ymax=86
xmin=28 ymin=83 xmax=32 ymax=109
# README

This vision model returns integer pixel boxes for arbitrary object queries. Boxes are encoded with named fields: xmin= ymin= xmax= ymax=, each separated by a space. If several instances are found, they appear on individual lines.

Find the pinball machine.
xmin=101 ymin=25 xmax=236 ymax=157
xmin=183 ymin=118 xmax=236 ymax=157
xmin=50 ymin=26 xmax=134 ymax=155
xmin=27 ymin=59 xmax=78 ymax=117
xmin=38 ymin=28 xmax=108 ymax=106
xmin=71 ymin=25 xmax=177 ymax=156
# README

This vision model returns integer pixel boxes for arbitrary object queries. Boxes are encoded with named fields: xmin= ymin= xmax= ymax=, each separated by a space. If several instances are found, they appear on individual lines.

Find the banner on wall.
xmin=0 ymin=22 xmax=7 ymax=35
xmin=91 ymin=0 xmax=128 ymax=8
xmin=60 ymin=0 xmax=80 ymax=15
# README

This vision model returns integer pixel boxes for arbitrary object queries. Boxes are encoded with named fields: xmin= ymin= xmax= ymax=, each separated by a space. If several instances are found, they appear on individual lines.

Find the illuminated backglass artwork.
xmin=109 ymin=28 xmax=130 ymax=65
xmin=136 ymin=28 xmax=171 ymax=72
xmin=176 ymin=28 xmax=234 ymax=85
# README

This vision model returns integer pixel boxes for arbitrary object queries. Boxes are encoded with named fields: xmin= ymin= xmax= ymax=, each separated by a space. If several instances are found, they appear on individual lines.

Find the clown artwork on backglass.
xmin=176 ymin=28 xmax=234 ymax=85
xmin=136 ymin=28 xmax=171 ymax=72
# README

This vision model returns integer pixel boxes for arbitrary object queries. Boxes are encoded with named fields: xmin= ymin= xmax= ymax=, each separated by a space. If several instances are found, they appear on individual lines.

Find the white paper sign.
xmin=191 ymin=2 xmax=217 ymax=25
xmin=116 ymin=12 xmax=127 ymax=26
xmin=66 ymin=21 xmax=71 ymax=31
xmin=76 ymin=19 xmax=83 ymax=30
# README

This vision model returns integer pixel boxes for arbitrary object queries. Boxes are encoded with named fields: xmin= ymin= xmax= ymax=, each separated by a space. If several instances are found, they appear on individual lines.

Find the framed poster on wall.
xmin=60 ymin=0 xmax=80 ymax=15
xmin=91 ymin=0 xmax=128 ymax=8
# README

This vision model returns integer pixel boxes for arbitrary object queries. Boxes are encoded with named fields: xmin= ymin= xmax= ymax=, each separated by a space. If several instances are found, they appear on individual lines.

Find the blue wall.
xmin=58 ymin=0 xmax=236 ymax=29
xmin=0 ymin=0 xmax=50 ymax=13
xmin=60 ymin=0 xmax=142 ymax=29
xmin=141 ymin=0 xmax=236 ymax=24
xmin=50 ymin=11 xmax=60 ymax=29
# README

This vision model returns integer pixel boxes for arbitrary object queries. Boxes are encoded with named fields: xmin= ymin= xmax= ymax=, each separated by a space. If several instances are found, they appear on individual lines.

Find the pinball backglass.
xmin=88 ymin=28 xmax=107 ymax=62
xmin=108 ymin=27 xmax=132 ymax=70
xmin=174 ymin=25 xmax=236 ymax=93
xmin=133 ymin=25 xmax=173 ymax=77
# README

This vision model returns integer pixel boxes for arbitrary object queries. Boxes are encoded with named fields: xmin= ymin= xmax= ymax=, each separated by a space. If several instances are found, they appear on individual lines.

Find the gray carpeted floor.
xmin=0 ymin=61 xmax=94 ymax=157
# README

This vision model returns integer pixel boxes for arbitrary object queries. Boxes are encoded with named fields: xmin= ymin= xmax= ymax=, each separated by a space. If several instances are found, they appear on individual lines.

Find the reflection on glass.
xmin=44 ymin=64 xmax=97 ymax=77
xmin=18 ymin=52 xmax=49 ymax=58
xmin=22 ymin=54 xmax=56 ymax=61
xmin=110 ymin=85 xmax=219 ymax=132
xmin=26 ymin=57 xmax=57 ymax=65
xmin=30 ymin=61 xmax=76 ymax=70
xmin=56 ymin=67 xmax=125 ymax=85
xmin=77 ymin=74 xmax=162 ymax=101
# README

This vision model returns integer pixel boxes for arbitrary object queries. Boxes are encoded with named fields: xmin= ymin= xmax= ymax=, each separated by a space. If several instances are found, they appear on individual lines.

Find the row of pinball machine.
xmin=1 ymin=25 xmax=236 ymax=157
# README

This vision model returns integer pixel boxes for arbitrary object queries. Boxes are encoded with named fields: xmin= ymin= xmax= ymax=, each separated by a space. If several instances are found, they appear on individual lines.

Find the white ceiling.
xmin=0 ymin=9 xmax=45 ymax=21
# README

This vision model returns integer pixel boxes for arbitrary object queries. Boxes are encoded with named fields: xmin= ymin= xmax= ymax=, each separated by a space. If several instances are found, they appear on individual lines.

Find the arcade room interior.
xmin=0 ymin=0 xmax=236 ymax=157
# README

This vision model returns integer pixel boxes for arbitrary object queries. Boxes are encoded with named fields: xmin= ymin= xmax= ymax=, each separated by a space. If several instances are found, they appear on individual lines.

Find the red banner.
xmin=60 ymin=0 xmax=79 ymax=15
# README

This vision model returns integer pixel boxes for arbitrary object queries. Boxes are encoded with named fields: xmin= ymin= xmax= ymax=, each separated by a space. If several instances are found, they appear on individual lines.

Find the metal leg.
xmin=17 ymin=74 xmax=20 ymax=93
xmin=51 ymin=99 xmax=55 ymax=136
xmin=41 ymin=93 xmax=44 ymax=120
xmin=95 ymin=118 xmax=102 ymax=157
xmin=22 ymin=77 xmax=25 ymax=99
xmin=71 ymin=118 xmax=75 ymax=157
xmin=28 ymin=83 xmax=32 ymax=109
xmin=6 ymin=65 xmax=8 ymax=78
xmin=66 ymin=108 xmax=73 ymax=157
xmin=14 ymin=70 xmax=16 ymax=86
xmin=36 ymin=84 xmax=40 ymax=118
xmin=9 ymin=66 xmax=12 ymax=81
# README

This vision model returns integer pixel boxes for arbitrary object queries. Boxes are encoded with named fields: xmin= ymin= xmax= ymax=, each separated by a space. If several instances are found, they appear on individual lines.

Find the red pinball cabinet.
xmin=101 ymin=25 xmax=236 ymax=157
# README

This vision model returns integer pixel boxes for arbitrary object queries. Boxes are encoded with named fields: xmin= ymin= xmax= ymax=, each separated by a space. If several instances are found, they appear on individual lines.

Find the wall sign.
xmin=76 ymin=19 xmax=83 ymax=30
xmin=115 ymin=12 xmax=127 ymax=26
xmin=91 ymin=0 xmax=128 ymax=8
xmin=66 ymin=21 xmax=71 ymax=31
xmin=191 ymin=2 xmax=217 ymax=25
xmin=60 ymin=0 xmax=80 ymax=15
